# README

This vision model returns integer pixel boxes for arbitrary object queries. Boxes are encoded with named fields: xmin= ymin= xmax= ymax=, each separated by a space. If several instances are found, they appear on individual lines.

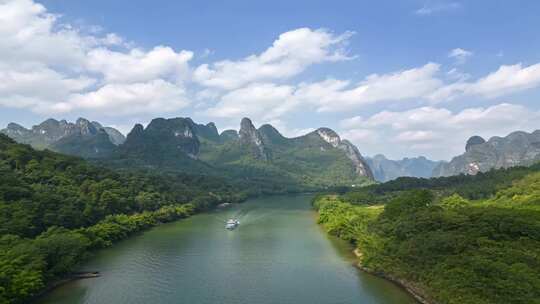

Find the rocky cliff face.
xmin=0 ymin=118 xmax=124 ymax=156
xmin=52 ymin=128 xmax=117 ymax=158
xmin=314 ymin=128 xmax=374 ymax=180
xmin=433 ymin=130 xmax=540 ymax=177
xmin=1 ymin=118 xmax=125 ymax=146
xmin=239 ymin=118 xmax=269 ymax=160
xmin=366 ymin=154 xmax=443 ymax=182
xmin=195 ymin=118 xmax=374 ymax=184
xmin=91 ymin=121 xmax=126 ymax=145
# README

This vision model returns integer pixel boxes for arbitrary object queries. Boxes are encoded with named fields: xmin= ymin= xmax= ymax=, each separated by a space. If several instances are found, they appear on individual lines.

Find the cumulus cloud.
xmin=415 ymin=1 xmax=461 ymax=15
xmin=430 ymin=62 xmax=540 ymax=100
xmin=306 ymin=60 xmax=540 ymax=110
xmin=0 ymin=0 xmax=88 ymax=68
xmin=339 ymin=103 xmax=540 ymax=159
xmin=203 ymin=63 xmax=444 ymax=118
xmin=193 ymin=28 xmax=354 ymax=90
xmin=448 ymin=48 xmax=473 ymax=64
xmin=0 ymin=64 xmax=95 ymax=111
xmin=299 ymin=63 xmax=443 ymax=112
xmin=0 ymin=0 xmax=192 ymax=116
xmin=202 ymin=58 xmax=540 ymax=122
xmin=65 ymin=80 xmax=189 ymax=115
xmin=203 ymin=83 xmax=298 ymax=120
xmin=86 ymin=46 xmax=193 ymax=84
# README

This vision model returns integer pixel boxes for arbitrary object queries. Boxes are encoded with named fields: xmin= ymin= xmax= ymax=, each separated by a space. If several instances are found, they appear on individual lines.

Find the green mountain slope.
xmin=198 ymin=118 xmax=374 ymax=189
xmin=2 ymin=116 xmax=374 ymax=191
xmin=99 ymin=117 xmax=374 ymax=191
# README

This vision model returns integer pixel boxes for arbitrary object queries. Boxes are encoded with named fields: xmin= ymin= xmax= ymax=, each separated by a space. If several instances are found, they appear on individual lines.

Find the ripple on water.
xmin=37 ymin=195 xmax=418 ymax=304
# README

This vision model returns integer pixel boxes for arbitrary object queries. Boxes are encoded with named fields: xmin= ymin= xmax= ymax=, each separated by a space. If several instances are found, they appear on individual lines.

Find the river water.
xmin=37 ymin=194 xmax=417 ymax=304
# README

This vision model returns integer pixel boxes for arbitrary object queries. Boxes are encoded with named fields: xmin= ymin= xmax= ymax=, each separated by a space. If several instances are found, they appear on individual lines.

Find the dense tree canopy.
xmin=339 ymin=163 xmax=540 ymax=205
xmin=0 ymin=134 xmax=246 ymax=304
xmin=314 ymin=168 xmax=540 ymax=304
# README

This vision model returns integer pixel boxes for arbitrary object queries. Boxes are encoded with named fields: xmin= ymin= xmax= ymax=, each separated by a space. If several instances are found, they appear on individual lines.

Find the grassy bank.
xmin=313 ymin=172 xmax=540 ymax=304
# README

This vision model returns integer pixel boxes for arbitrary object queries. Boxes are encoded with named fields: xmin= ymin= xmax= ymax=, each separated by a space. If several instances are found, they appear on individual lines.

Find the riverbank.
xmin=313 ymin=195 xmax=435 ymax=304
xmin=32 ymin=272 xmax=101 ymax=302
xmin=23 ymin=204 xmax=197 ymax=304
xmin=313 ymin=188 xmax=540 ymax=304
xmin=352 ymin=249 xmax=435 ymax=304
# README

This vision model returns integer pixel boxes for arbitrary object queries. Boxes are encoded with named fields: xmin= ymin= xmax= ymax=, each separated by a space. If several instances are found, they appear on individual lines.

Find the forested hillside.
xmin=0 ymin=134 xmax=245 ymax=303
xmin=338 ymin=163 xmax=540 ymax=205
xmin=314 ymin=165 xmax=540 ymax=304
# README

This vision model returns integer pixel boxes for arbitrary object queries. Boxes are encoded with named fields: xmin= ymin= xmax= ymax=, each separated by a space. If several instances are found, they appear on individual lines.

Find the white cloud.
xmin=447 ymin=68 xmax=470 ymax=81
xmin=448 ymin=48 xmax=473 ymax=64
xmin=0 ymin=63 xmax=95 ymax=112
xmin=395 ymin=130 xmax=440 ymax=143
xmin=415 ymin=1 xmax=461 ymax=15
xmin=339 ymin=103 xmax=540 ymax=160
xmin=0 ymin=0 xmax=194 ymax=116
xmin=65 ymin=80 xmax=189 ymax=115
xmin=193 ymin=28 xmax=354 ymax=90
xmin=466 ymin=63 xmax=540 ymax=97
xmin=0 ymin=0 xmax=89 ymax=68
xmin=201 ymin=59 xmax=540 ymax=121
xmin=203 ymin=83 xmax=298 ymax=120
xmin=86 ymin=46 xmax=193 ymax=84
xmin=203 ymin=63 xmax=445 ymax=118
xmin=430 ymin=62 xmax=540 ymax=100
xmin=300 ymin=63 xmax=443 ymax=112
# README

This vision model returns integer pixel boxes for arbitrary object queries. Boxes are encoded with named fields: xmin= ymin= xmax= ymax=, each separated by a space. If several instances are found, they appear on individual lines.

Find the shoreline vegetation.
xmin=313 ymin=168 xmax=540 ymax=304
xmin=33 ymin=272 xmax=101 ymax=302
xmin=28 ymin=203 xmax=197 ymax=303
xmin=352 ymin=248 xmax=433 ymax=304
xmin=0 ymin=134 xmax=248 ymax=304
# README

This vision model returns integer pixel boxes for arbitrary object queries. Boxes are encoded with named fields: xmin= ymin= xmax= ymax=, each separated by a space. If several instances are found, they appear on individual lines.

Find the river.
xmin=37 ymin=194 xmax=417 ymax=304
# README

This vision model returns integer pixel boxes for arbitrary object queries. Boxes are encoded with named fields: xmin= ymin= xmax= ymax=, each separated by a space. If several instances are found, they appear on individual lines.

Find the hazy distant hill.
xmin=365 ymin=154 xmax=443 ymax=182
xmin=433 ymin=130 xmax=540 ymax=177
xmin=1 ymin=118 xmax=125 ymax=158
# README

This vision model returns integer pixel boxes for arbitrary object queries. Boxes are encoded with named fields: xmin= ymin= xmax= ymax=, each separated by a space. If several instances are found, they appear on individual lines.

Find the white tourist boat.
xmin=225 ymin=219 xmax=240 ymax=230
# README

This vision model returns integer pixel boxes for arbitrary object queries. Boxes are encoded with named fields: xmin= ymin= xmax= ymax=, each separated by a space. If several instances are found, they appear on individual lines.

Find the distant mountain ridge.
xmin=117 ymin=117 xmax=374 ymax=188
xmin=2 ymin=116 xmax=374 ymax=189
xmin=365 ymin=154 xmax=443 ymax=182
xmin=433 ymin=130 xmax=540 ymax=177
xmin=1 ymin=118 xmax=125 ymax=158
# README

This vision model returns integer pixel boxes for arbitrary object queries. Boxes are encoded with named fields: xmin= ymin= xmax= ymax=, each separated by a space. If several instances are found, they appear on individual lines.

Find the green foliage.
xmin=0 ymin=134 xmax=244 ymax=303
xmin=381 ymin=190 xmax=433 ymax=220
xmin=197 ymin=132 xmax=373 ymax=192
xmin=340 ymin=162 xmax=540 ymax=205
xmin=314 ymin=171 xmax=540 ymax=304
xmin=0 ymin=204 xmax=195 ymax=304
xmin=0 ymin=134 xmax=243 ymax=237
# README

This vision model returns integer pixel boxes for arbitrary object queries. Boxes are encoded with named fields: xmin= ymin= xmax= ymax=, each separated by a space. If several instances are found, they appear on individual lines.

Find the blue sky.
xmin=1 ymin=0 xmax=540 ymax=160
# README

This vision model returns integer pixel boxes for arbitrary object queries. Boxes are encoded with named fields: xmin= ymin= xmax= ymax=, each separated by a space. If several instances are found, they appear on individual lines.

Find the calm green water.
xmin=37 ymin=194 xmax=417 ymax=304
